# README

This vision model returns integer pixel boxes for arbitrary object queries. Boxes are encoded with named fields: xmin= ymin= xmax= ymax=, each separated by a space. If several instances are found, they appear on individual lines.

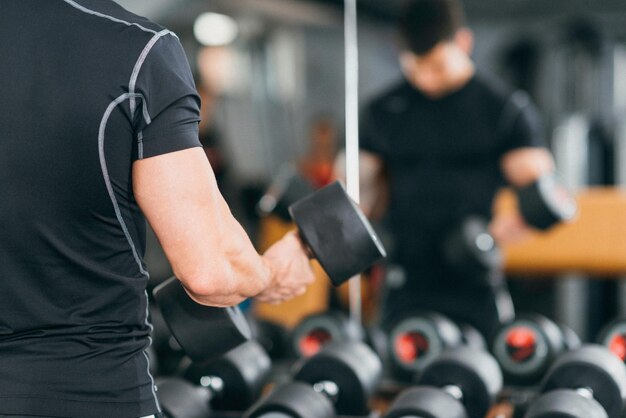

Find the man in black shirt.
xmin=0 ymin=1 xmax=314 ymax=417
xmin=357 ymin=0 xmax=554 ymax=337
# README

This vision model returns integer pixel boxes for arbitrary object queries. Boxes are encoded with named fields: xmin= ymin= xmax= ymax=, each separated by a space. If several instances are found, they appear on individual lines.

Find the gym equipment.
xmin=385 ymin=347 xmax=503 ymax=418
xmin=178 ymin=340 xmax=271 ymax=411
xmin=153 ymin=180 xmax=386 ymax=364
xmin=491 ymin=313 xmax=580 ymax=385
xmin=248 ymin=316 xmax=291 ymax=360
xmin=246 ymin=341 xmax=382 ymax=417
xmin=516 ymin=173 xmax=577 ymax=230
xmin=157 ymin=341 xmax=271 ymax=417
xmin=388 ymin=312 xmax=470 ymax=382
xmin=290 ymin=310 xmax=364 ymax=357
xmin=156 ymin=378 xmax=211 ymax=418
xmin=596 ymin=317 xmax=626 ymax=362
xmin=525 ymin=345 xmax=626 ymax=418
xmin=257 ymin=165 xmax=316 ymax=222
xmin=441 ymin=216 xmax=502 ymax=277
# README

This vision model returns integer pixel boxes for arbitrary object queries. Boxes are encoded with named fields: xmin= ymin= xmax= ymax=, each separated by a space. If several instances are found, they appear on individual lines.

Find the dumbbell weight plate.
xmin=181 ymin=340 xmax=271 ymax=411
xmin=291 ymin=311 xmax=364 ymax=357
xmin=541 ymin=345 xmax=626 ymax=418
xmin=441 ymin=216 xmax=502 ymax=277
xmin=517 ymin=173 xmax=577 ymax=230
xmin=524 ymin=389 xmax=608 ymax=418
xmin=244 ymin=382 xmax=334 ymax=418
xmin=384 ymin=386 xmax=468 ymax=418
xmin=418 ymin=347 xmax=503 ymax=418
xmin=492 ymin=314 xmax=565 ymax=384
xmin=289 ymin=181 xmax=387 ymax=286
xmin=293 ymin=341 xmax=383 ymax=416
xmin=459 ymin=323 xmax=487 ymax=351
xmin=153 ymin=277 xmax=252 ymax=364
xmin=597 ymin=318 xmax=626 ymax=362
xmin=156 ymin=378 xmax=212 ymax=418
xmin=388 ymin=312 xmax=462 ymax=381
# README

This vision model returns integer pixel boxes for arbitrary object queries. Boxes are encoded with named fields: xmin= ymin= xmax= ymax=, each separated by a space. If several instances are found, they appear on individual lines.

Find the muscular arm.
xmin=133 ymin=148 xmax=313 ymax=307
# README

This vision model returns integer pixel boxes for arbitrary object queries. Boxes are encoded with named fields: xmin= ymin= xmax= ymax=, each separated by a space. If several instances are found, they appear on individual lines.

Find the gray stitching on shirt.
xmin=138 ymin=131 xmax=144 ymax=160
xmin=143 ymin=291 xmax=161 ymax=413
xmin=98 ymin=93 xmax=149 ymax=277
xmin=62 ymin=0 xmax=163 ymax=35
xmin=129 ymin=30 xmax=172 ymax=118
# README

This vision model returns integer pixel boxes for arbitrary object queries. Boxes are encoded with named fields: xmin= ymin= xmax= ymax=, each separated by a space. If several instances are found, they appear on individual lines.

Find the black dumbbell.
xmin=153 ymin=181 xmax=387 ymax=364
xmin=596 ymin=317 xmax=626 ymax=363
xmin=257 ymin=165 xmax=316 ymax=222
xmin=246 ymin=341 xmax=383 ymax=417
xmin=158 ymin=341 xmax=271 ymax=417
xmin=385 ymin=346 xmax=503 ymax=418
xmin=290 ymin=310 xmax=364 ymax=358
xmin=248 ymin=316 xmax=291 ymax=360
xmin=516 ymin=172 xmax=577 ymax=230
xmin=524 ymin=345 xmax=626 ymax=418
xmin=441 ymin=216 xmax=502 ymax=278
xmin=491 ymin=313 xmax=581 ymax=385
xmin=388 ymin=311 xmax=486 ymax=382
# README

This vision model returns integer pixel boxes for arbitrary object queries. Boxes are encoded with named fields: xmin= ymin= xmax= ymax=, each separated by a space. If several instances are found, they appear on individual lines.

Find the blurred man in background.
xmin=354 ymin=0 xmax=554 ymax=338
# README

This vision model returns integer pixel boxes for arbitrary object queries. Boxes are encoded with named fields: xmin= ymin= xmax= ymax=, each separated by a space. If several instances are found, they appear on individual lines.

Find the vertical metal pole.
xmin=552 ymin=115 xmax=590 ymax=339
xmin=614 ymin=45 xmax=626 ymax=315
xmin=344 ymin=0 xmax=362 ymax=326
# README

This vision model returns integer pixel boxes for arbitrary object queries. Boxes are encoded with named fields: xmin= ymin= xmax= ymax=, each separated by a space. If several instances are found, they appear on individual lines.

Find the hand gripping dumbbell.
xmin=516 ymin=172 xmax=577 ymax=230
xmin=245 ymin=340 xmax=383 ymax=417
xmin=157 ymin=340 xmax=271 ymax=417
xmin=384 ymin=346 xmax=503 ymax=418
xmin=524 ymin=345 xmax=626 ymax=418
xmin=153 ymin=181 xmax=387 ymax=364
xmin=596 ymin=317 xmax=626 ymax=363
xmin=388 ymin=311 xmax=487 ymax=382
xmin=491 ymin=313 xmax=581 ymax=385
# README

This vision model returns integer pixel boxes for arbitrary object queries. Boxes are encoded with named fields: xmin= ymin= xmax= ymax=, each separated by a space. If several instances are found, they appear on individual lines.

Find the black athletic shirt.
xmin=361 ymin=76 xmax=544 ymax=271
xmin=0 ymin=1 xmax=201 ymax=416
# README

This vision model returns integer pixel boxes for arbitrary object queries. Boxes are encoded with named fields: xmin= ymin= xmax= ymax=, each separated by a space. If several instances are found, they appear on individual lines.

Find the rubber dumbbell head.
xmin=291 ymin=310 xmax=364 ymax=358
xmin=156 ymin=378 xmax=212 ymax=418
xmin=179 ymin=340 xmax=271 ymax=411
xmin=248 ymin=316 xmax=291 ymax=360
xmin=535 ymin=345 xmax=626 ymax=418
xmin=293 ymin=340 xmax=383 ymax=416
xmin=516 ymin=173 xmax=577 ymax=230
xmin=441 ymin=216 xmax=502 ymax=278
xmin=596 ymin=318 xmax=626 ymax=363
xmin=153 ymin=277 xmax=252 ymax=364
xmin=492 ymin=313 xmax=570 ymax=385
xmin=417 ymin=347 xmax=503 ymax=418
xmin=244 ymin=382 xmax=335 ymax=418
xmin=388 ymin=312 xmax=463 ymax=382
xmin=289 ymin=181 xmax=387 ymax=286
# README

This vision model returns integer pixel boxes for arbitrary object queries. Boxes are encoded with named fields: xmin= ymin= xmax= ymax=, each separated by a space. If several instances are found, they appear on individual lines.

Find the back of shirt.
xmin=0 ymin=1 xmax=200 ymax=416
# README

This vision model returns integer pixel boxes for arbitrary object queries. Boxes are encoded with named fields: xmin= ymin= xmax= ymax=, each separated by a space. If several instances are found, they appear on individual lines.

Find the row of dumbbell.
xmin=288 ymin=309 xmax=626 ymax=386
xmin=155 ymin=333 xmax=626 ymax=418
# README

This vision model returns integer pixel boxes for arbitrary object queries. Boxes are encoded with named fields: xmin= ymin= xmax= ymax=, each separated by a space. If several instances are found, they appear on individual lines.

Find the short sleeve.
xmin=499 ymin=91 xmax=547 ymax=155
xmin=134 ymin=34 xmax=201 ymax=160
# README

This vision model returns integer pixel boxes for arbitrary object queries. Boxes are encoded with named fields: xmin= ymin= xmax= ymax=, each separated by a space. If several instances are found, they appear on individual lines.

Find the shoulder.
xmin=61 ymin=0 xmax=173 ymax=38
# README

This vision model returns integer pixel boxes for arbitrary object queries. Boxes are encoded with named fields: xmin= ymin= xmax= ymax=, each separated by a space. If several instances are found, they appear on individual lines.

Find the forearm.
xmin=134 ymin=148 xmax=273 ymax=307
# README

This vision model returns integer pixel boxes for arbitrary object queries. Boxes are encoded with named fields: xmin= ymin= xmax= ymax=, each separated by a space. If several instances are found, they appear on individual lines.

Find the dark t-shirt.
xmin=361 ymin=76 xmax=544 ymax=273
xmin=0 ymin=1 xmax=201 ymax=416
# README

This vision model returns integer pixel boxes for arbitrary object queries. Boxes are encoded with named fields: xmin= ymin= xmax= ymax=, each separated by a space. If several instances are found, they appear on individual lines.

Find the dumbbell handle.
xmin=198 ymin=375 xmax=225 ymax=396
xmin=574 ymin=387 xmax=594 ymax=400
xmin=443 ymin=385 xmax=464 ymax=402
xmin=312 ymin=380 xmax=340 ymax=403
